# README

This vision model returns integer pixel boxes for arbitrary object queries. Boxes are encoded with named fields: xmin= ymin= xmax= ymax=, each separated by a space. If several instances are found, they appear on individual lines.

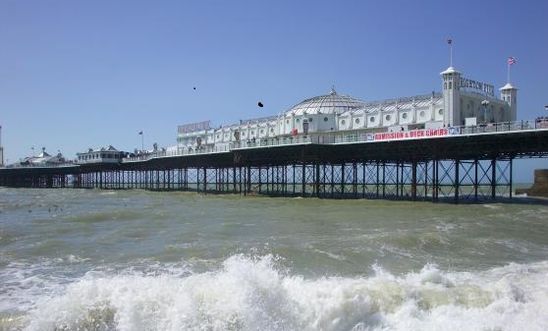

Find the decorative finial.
xmin=330 ymin=85 xmax=337 ymax=95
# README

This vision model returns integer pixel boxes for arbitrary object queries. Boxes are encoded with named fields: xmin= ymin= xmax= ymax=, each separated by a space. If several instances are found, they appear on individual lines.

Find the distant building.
xmin=176 ymin=64 xmax=517 ymax=153
xmin=76 ymin=145 xmax=129 ymax=164
xmin=18 ymin=147 xmax=66 ymax=167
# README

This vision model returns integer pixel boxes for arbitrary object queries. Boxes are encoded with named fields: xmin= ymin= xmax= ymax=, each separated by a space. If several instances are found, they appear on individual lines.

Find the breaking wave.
xmin=10 ymin=255 xmax=548 ymax=331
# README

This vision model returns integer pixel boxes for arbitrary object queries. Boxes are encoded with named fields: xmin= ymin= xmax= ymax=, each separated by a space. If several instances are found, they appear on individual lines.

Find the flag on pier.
xmin=506 ymin=57 xmax=517 ymax=83
xmin=138 ymin=131 xmax=143 ymax=135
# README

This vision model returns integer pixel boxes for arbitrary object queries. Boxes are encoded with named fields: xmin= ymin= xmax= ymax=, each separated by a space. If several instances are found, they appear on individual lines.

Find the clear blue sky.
xmin=1 ymin=0 xmax=547 ymax=182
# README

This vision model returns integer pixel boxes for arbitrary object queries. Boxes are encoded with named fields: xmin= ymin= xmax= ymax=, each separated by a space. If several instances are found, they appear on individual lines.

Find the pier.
xmin=1 ymin=122 xmax=547 ymax=203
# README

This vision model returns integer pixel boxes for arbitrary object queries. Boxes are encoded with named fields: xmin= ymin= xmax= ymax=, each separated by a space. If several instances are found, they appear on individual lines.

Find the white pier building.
xmin=176 ymin=65 xmax=517 ymax=154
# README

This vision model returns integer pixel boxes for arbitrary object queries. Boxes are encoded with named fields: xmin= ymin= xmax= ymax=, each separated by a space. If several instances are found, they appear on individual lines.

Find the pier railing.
xmin=2 ymin=120 xmax=546 ymax=168
xmin=122 ymin=119 xmax=547 ymax=162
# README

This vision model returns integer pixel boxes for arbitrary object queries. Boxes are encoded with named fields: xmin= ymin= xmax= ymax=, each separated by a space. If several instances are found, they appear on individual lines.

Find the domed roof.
xmin=286 ymin=87 xmax=366 ymax=116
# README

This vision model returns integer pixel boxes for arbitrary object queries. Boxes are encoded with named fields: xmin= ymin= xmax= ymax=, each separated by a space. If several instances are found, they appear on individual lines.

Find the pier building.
xmin=1 ymin=61 xmax=547 ymax=203
xmin=177 ymin=65 xmax=516 ymax=154
xmin=76 ymin=146 xmax=129 ymax=164
xmin=16 ymin=148 xmax=66 ymax=167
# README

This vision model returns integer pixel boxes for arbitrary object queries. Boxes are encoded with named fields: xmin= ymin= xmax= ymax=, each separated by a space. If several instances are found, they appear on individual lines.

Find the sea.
xmin=0 ymin=187 xmax=547 ymax=331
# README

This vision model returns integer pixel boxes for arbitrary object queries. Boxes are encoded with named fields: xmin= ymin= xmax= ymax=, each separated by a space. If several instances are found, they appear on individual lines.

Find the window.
xmin=251 ymin=131 xmax=255 ymax=135
xmin=355 ymin=118 xmax=360 ymax=124
xmin=309 ymin=118 xmax=313 ymax=122
xmin=242 ymin=132 xmax=246 ymax=137
xmin=402 ymin=113 xmax=408 ymax=119
xmin=296 ymin=118 xmax=300 ymax=123
xmin=370 ymin=116 xmax=375 ymax=123
xmin=419 ymin=111 xmax=425 ymax=118
xmin=260 ymin=129 xmax=264 ymax=134
xmin=324 ymin=117 xmax=328 ymax=122
xmin=385 ymin=115 xmax=391 ymax=121
xmin=286 ymin=120 xmax=289 ymax=124
xmin=341 ymin=119 xmax=346 ymax=125
xmin=438 ymin=109 xmax=443 ymax=115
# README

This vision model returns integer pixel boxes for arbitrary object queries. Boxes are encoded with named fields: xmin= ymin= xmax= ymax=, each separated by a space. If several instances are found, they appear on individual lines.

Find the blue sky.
xmin=1 ymin=0 xmax=547 ymax=181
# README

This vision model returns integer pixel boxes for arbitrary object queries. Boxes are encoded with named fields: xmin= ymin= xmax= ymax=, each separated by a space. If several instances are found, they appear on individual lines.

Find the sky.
xmin=1 ymin=0 xmax=547 ymax=182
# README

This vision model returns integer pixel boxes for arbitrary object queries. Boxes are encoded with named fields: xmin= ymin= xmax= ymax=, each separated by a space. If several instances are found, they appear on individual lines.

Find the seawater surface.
xmin=0 ymin=188 xmax=547 ymax=330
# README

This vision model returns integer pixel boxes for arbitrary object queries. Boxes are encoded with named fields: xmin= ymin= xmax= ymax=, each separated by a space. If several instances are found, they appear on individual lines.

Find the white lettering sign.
xmin=459 ymin=77 xmax=494 ymax=96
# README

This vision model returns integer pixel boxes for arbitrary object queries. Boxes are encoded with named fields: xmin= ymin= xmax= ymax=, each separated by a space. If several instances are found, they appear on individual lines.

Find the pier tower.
xmin=500 ymin=83 xmax=518 ymax=121
xmin=441 ymin=66 xmax=461 ymax=126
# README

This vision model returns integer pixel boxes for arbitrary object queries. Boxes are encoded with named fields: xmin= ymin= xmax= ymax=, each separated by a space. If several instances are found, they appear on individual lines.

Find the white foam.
xmin=16 ymin=256 xmax=548 ymax=331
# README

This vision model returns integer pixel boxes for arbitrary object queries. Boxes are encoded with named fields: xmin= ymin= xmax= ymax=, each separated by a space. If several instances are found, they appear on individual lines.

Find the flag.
xmin=507 ymin=57 xmax=516 ymax=65
xmin=138 ymin=131 xmax=143 ymax=135
xmin=447 ymin=38 xmax=452 ymax=45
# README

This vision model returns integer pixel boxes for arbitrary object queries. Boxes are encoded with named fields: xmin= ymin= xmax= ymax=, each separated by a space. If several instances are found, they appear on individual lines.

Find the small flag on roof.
xmin=507 ymin=57 xmax=517 ymax=65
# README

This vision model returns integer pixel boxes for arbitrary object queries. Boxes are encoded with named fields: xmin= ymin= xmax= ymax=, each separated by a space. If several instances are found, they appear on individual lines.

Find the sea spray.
xmin=21 ymin=256 xmax=548 ymax=331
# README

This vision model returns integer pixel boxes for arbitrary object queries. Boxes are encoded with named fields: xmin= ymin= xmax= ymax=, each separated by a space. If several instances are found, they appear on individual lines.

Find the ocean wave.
xmin=13 ymin=255 xmax=548 ymax=331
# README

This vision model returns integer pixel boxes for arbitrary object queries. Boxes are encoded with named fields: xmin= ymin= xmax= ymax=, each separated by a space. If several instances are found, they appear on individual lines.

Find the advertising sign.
xmin=372 ymin=128 xmax=457 ymax=141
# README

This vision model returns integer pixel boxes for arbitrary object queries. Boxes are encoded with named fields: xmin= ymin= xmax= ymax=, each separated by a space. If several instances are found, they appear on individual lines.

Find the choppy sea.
xmin=1 ymin=188 xmax=547 ymax=330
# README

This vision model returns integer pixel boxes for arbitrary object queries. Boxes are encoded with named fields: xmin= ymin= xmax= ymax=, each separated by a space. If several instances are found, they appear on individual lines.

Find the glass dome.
xmin=286 ymin=87 xmax=366 ymax=116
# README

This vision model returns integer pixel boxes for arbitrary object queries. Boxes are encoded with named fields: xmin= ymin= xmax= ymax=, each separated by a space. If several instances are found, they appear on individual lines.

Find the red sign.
xmin=373 ymin=128 xmax=449 ymax=141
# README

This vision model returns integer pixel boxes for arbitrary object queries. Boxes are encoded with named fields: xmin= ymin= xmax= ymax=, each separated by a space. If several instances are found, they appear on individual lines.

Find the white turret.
xmin=441 ymin=66 xmax=461 ymax=126
xmin=499 ymin=83 xmax=518 ymax=121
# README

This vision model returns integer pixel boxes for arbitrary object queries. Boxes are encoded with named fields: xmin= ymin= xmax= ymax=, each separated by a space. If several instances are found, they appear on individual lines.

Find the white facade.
xmin=77 ymin=146 xmax=126 ymax=164
xmin=177 ymin=66 xmax=517 ymax=152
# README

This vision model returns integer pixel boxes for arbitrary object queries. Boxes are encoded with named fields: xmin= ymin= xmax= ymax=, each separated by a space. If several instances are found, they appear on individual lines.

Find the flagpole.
xmin=507 ymin=61 xmax=511 ymax=84
xmin=446 ymin=37 xmax=453 ymax=67
xmin=141 ymin=132 xmax=144 ymax=151
xmin=450 ymin=42 xmax=453 ymax=67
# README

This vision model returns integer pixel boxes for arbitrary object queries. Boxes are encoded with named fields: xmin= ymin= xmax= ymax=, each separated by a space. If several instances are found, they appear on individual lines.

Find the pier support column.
xmin=455 ymin=159 xmax=460 ymax=203
xmin=203 ymin=167 xmax=207 ymax=194
xmin=352 ymin=162 xmax=358 ymax=198
xmin=491 ymin=159 xmax=496 ymax=200
xmin=509 ymin=158 xmax=513 ymax=199
xmin=301 ymin=164 xmax=306 ymax=197
xmin=411 ymin=161 xmax=417 ymax=201
xmin=433 ymin=160 xmax=439 ymax=202
xmin=315 ymin=163 xmax=320 ymax=197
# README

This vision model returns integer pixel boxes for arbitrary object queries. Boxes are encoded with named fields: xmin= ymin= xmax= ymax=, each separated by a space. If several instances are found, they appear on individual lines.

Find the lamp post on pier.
xmin=481 ymin=100 xmax=490 ymax=124
xmin=138 ymin=131 xmax=144 ymax=152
